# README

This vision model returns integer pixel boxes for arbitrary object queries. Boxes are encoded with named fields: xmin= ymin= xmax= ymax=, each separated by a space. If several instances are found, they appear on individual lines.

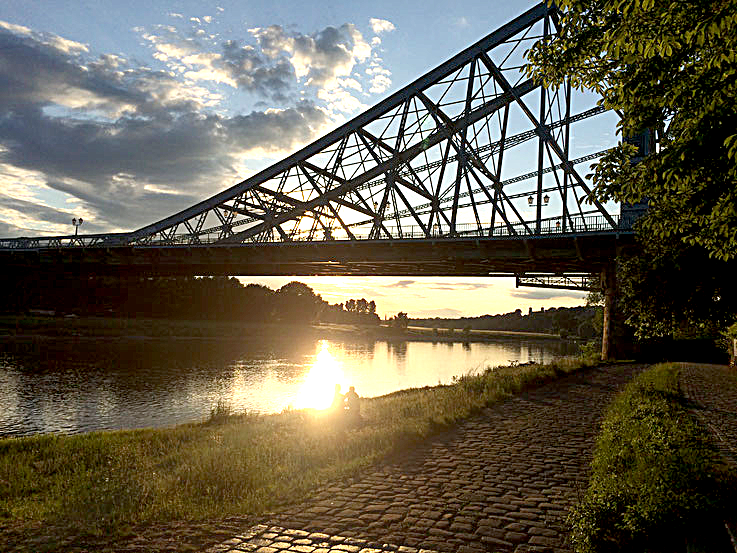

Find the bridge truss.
xmin=0 ymin=2 xmax=625 ymax=257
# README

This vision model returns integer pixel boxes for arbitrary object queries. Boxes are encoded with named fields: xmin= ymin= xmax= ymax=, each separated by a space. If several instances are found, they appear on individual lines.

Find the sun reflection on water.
xmin=293 ymin=341 xmax=345 ymax=410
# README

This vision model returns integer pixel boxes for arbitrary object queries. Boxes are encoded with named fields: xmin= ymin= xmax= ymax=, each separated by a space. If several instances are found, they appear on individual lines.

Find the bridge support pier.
xmin=601 ymin=263 xmax=617 ymax=361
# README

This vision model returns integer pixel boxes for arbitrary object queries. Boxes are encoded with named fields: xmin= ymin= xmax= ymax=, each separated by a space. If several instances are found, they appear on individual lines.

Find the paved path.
xmin=679 ymin=363 xmax=737 ymax=549
xmin=205 ymin=365 xmax=646 ymax=553
xmin=680 ymin=363 xmax=737 ymax=466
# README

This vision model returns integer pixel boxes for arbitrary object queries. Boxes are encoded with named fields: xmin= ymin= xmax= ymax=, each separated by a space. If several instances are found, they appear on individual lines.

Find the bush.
xmin=569 ymin=364 xmax=737 ymax=552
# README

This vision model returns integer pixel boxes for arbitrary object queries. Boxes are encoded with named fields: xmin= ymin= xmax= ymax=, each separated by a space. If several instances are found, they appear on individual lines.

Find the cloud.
xmin=366 ymin=62 xmax=392 ymax=94
xmin=430 ymin=282 xmax=494 ymax=291
xmin=369 ymin=18 xmax=395 ymax=34
xmin=0 ymin=193 xmax=107 ymax=234
xmin=390 ymin=280 xmax=416 ymax=288
xmin=412 ymin=308 xmax=464 ymax=318
xmin=0 ymin=22 xmax=334 ymax=234
xmin=0 ymin=20 xmax=88 ymax=54
xmin=250 ymin=23 xmax=371 ymax=91
xmin=0 ymin=12 xmax=393 ymax=237
xmin=216 ymin=40 xmax=295 ymax=101
xmin=510 ymin=289 xmax=587 ymax=301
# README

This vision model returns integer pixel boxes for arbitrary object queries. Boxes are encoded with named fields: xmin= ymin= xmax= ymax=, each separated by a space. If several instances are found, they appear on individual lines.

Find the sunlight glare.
xmin=293 ymin=341 xmax=345 ymax=410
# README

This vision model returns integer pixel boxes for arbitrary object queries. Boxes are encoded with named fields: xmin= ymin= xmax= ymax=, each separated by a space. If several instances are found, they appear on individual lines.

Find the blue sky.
xmin=0 ymin=0 xmax=611 ymax=317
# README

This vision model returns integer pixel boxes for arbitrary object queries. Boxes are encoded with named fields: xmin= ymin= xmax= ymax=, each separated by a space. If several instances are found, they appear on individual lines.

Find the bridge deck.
xmin=1 ymin=231 xmax=633 ymax=277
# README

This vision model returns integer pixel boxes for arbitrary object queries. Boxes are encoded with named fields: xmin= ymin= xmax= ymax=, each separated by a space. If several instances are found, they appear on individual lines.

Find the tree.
xmin=275 ymin=281 xmax=323 ymax=323
xmin=528 ymin=0 xmax=737 ymax=261
xmin=392 ymin=312 xmax=409 ymax=329
xmin=617 ymin=244 xmax=737 ymax=338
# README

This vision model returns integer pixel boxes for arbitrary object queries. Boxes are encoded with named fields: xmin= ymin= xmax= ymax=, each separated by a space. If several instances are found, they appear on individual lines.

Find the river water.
xmin=0 ymin=334 xmax=576 ymax=437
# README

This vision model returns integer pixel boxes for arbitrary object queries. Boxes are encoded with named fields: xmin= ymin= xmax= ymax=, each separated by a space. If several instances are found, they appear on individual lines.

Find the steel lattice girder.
xmin=515 ymin=272 xmax=596 ymax=291
xmin=0 ymin=2 xmax=623 ymax=252
xmin=117 ymin=2 xmax=618 ymax=247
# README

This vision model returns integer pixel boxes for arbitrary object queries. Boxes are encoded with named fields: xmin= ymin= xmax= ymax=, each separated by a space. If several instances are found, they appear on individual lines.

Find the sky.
xmin=0 ymin=0 xmax=605 ymax=318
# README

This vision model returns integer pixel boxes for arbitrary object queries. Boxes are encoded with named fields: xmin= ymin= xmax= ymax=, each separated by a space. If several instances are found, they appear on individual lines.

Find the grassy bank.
xmin=0 ymin=356 xmax=598 ymax=547
xmin=569 ymin=363 xmax=737 ymax=552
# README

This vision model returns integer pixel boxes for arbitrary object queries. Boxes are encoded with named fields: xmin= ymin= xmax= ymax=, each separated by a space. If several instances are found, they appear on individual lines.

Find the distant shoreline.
xmin=0 ymin=315 xmax=567 ymax=343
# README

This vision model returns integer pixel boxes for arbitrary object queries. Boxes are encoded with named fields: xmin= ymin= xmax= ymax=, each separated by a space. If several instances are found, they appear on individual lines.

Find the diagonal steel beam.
xmin=221 ymin=81 xmax=535 ymax=243
xmin=125 ymin=2 xmax=556 ymax=244
xmin=478 ymin=51 xmax=617 ymax=230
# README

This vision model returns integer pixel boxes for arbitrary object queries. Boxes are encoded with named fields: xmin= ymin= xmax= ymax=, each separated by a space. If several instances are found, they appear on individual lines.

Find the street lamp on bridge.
xmin=527 ymin=194 xmax=550 ymax=207
xmin=72 ymin=217 xmax=83 ymax=235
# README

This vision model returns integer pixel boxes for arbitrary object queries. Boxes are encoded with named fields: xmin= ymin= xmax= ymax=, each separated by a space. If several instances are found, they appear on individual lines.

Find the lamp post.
xmin=72 ymin=217 xmax=83 ymax=235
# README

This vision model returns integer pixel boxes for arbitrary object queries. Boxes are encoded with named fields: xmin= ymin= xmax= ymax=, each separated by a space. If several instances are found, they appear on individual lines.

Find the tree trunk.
xmin=601 ymin=264 xmax=616 ymax=361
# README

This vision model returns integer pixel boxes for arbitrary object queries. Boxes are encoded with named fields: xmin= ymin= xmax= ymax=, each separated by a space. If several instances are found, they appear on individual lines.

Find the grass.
xmin=0 ymin=356 xmax=598 ymax=544
xmin=568 ymin=363 xmax=737 ymax=553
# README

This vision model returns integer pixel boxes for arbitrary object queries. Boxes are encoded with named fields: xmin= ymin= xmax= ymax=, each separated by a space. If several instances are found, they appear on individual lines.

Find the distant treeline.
xmin=412 ymin=306 xmax=601 ymax=339
xmin=0 ymin=274 xmax=380 ymax=325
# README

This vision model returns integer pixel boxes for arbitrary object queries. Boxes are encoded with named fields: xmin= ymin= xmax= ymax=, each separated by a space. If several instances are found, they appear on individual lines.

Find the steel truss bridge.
xmin=0 ymin=3 xmax=636 ymax=289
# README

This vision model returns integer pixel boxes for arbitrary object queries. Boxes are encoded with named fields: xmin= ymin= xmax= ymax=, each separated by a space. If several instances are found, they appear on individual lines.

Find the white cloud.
xmin=369 ymin=74 xmax=391 ymax=94
xmin=318 ymin=85 xmax=367 ymax=114
xmin=0 ymin=20 xmax=32 ymax=36
xmin=251 ymin=23 xmax=371 ymax=91
xmin=337 ymin=77 xmax=362 ymax=91
xmin=369 ymin=18 xmax=396 ymax=34
xmin=366 ymin=62 xmax=392 ymax=94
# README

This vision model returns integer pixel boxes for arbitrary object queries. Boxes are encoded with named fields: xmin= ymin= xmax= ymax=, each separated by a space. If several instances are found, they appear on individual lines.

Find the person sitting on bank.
xmin=344 ymin=385 xmax=360 ymax=421
xmin=330 ymin=383 xmax=344 ymax=413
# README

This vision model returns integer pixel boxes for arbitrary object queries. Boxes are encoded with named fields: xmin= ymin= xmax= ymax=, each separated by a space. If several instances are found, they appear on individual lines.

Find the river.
xmin=0 ymin=333 xmax=577 ymax=437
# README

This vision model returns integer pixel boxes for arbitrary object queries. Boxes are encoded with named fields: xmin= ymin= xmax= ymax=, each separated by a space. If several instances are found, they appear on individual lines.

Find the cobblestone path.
xmin=680 ymin=363 xmax=737 ymax=466
xmin=205 ymin=364 xmax=646 ymax=553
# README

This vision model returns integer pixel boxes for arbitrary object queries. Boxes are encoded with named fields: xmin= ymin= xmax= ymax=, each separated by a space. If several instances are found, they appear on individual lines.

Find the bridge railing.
xmin=0 ymin=213 xmax=632 ymax=250
xmin=0 ymin=232 xmax=131 ymax=251
xmin=155 ymin=212 xmax=631 ymax=245
xmin=323 ymin=213 xmax=628 ymax=242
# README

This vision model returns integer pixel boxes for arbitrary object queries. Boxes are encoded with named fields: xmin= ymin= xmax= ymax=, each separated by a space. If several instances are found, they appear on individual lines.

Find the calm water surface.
xmin=0 ymin=334 xmax=575 ymax=437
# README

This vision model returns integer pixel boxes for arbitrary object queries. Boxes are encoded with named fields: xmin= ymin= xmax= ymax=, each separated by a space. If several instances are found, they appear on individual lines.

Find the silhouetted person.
xmin=330 ymin=383 xmax=344 ymax=413
xmin=344 ymin=385 xmax=360 ymax=423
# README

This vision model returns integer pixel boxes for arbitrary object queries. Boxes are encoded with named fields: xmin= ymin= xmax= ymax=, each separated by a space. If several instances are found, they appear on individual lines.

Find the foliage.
xmin=569 ymin=364 xmax=737 ymax=552
xmin=0 ymin=357 xmax=599 ymax=546
xmin=617 ymin=245 xmax=737 ymax=338
xmin=391 ymin=311 xmax=409 ymax=329
xmin=0 ymin=275 xmax=380 ymax=326
xmin=723 ymin=321 xmax=737 ymax=360
xmin=528 ymin=0 xmax=737 ymax=261
xmin=413 ymin=305 xmax=599 ymax=337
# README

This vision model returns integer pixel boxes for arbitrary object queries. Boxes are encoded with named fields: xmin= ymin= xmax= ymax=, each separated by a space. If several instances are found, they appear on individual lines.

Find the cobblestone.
xmin=679 ymin=363 xmax=737 ymax=467
xmin=204 ymin=365 xmax=648 ymax=553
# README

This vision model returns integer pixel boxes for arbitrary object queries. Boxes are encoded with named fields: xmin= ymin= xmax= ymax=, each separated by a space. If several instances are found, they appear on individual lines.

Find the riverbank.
xmin=0 ymin=356 xmax=600 ymax=552
xmin=0 ymin=315 xmax=567 ymax=343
